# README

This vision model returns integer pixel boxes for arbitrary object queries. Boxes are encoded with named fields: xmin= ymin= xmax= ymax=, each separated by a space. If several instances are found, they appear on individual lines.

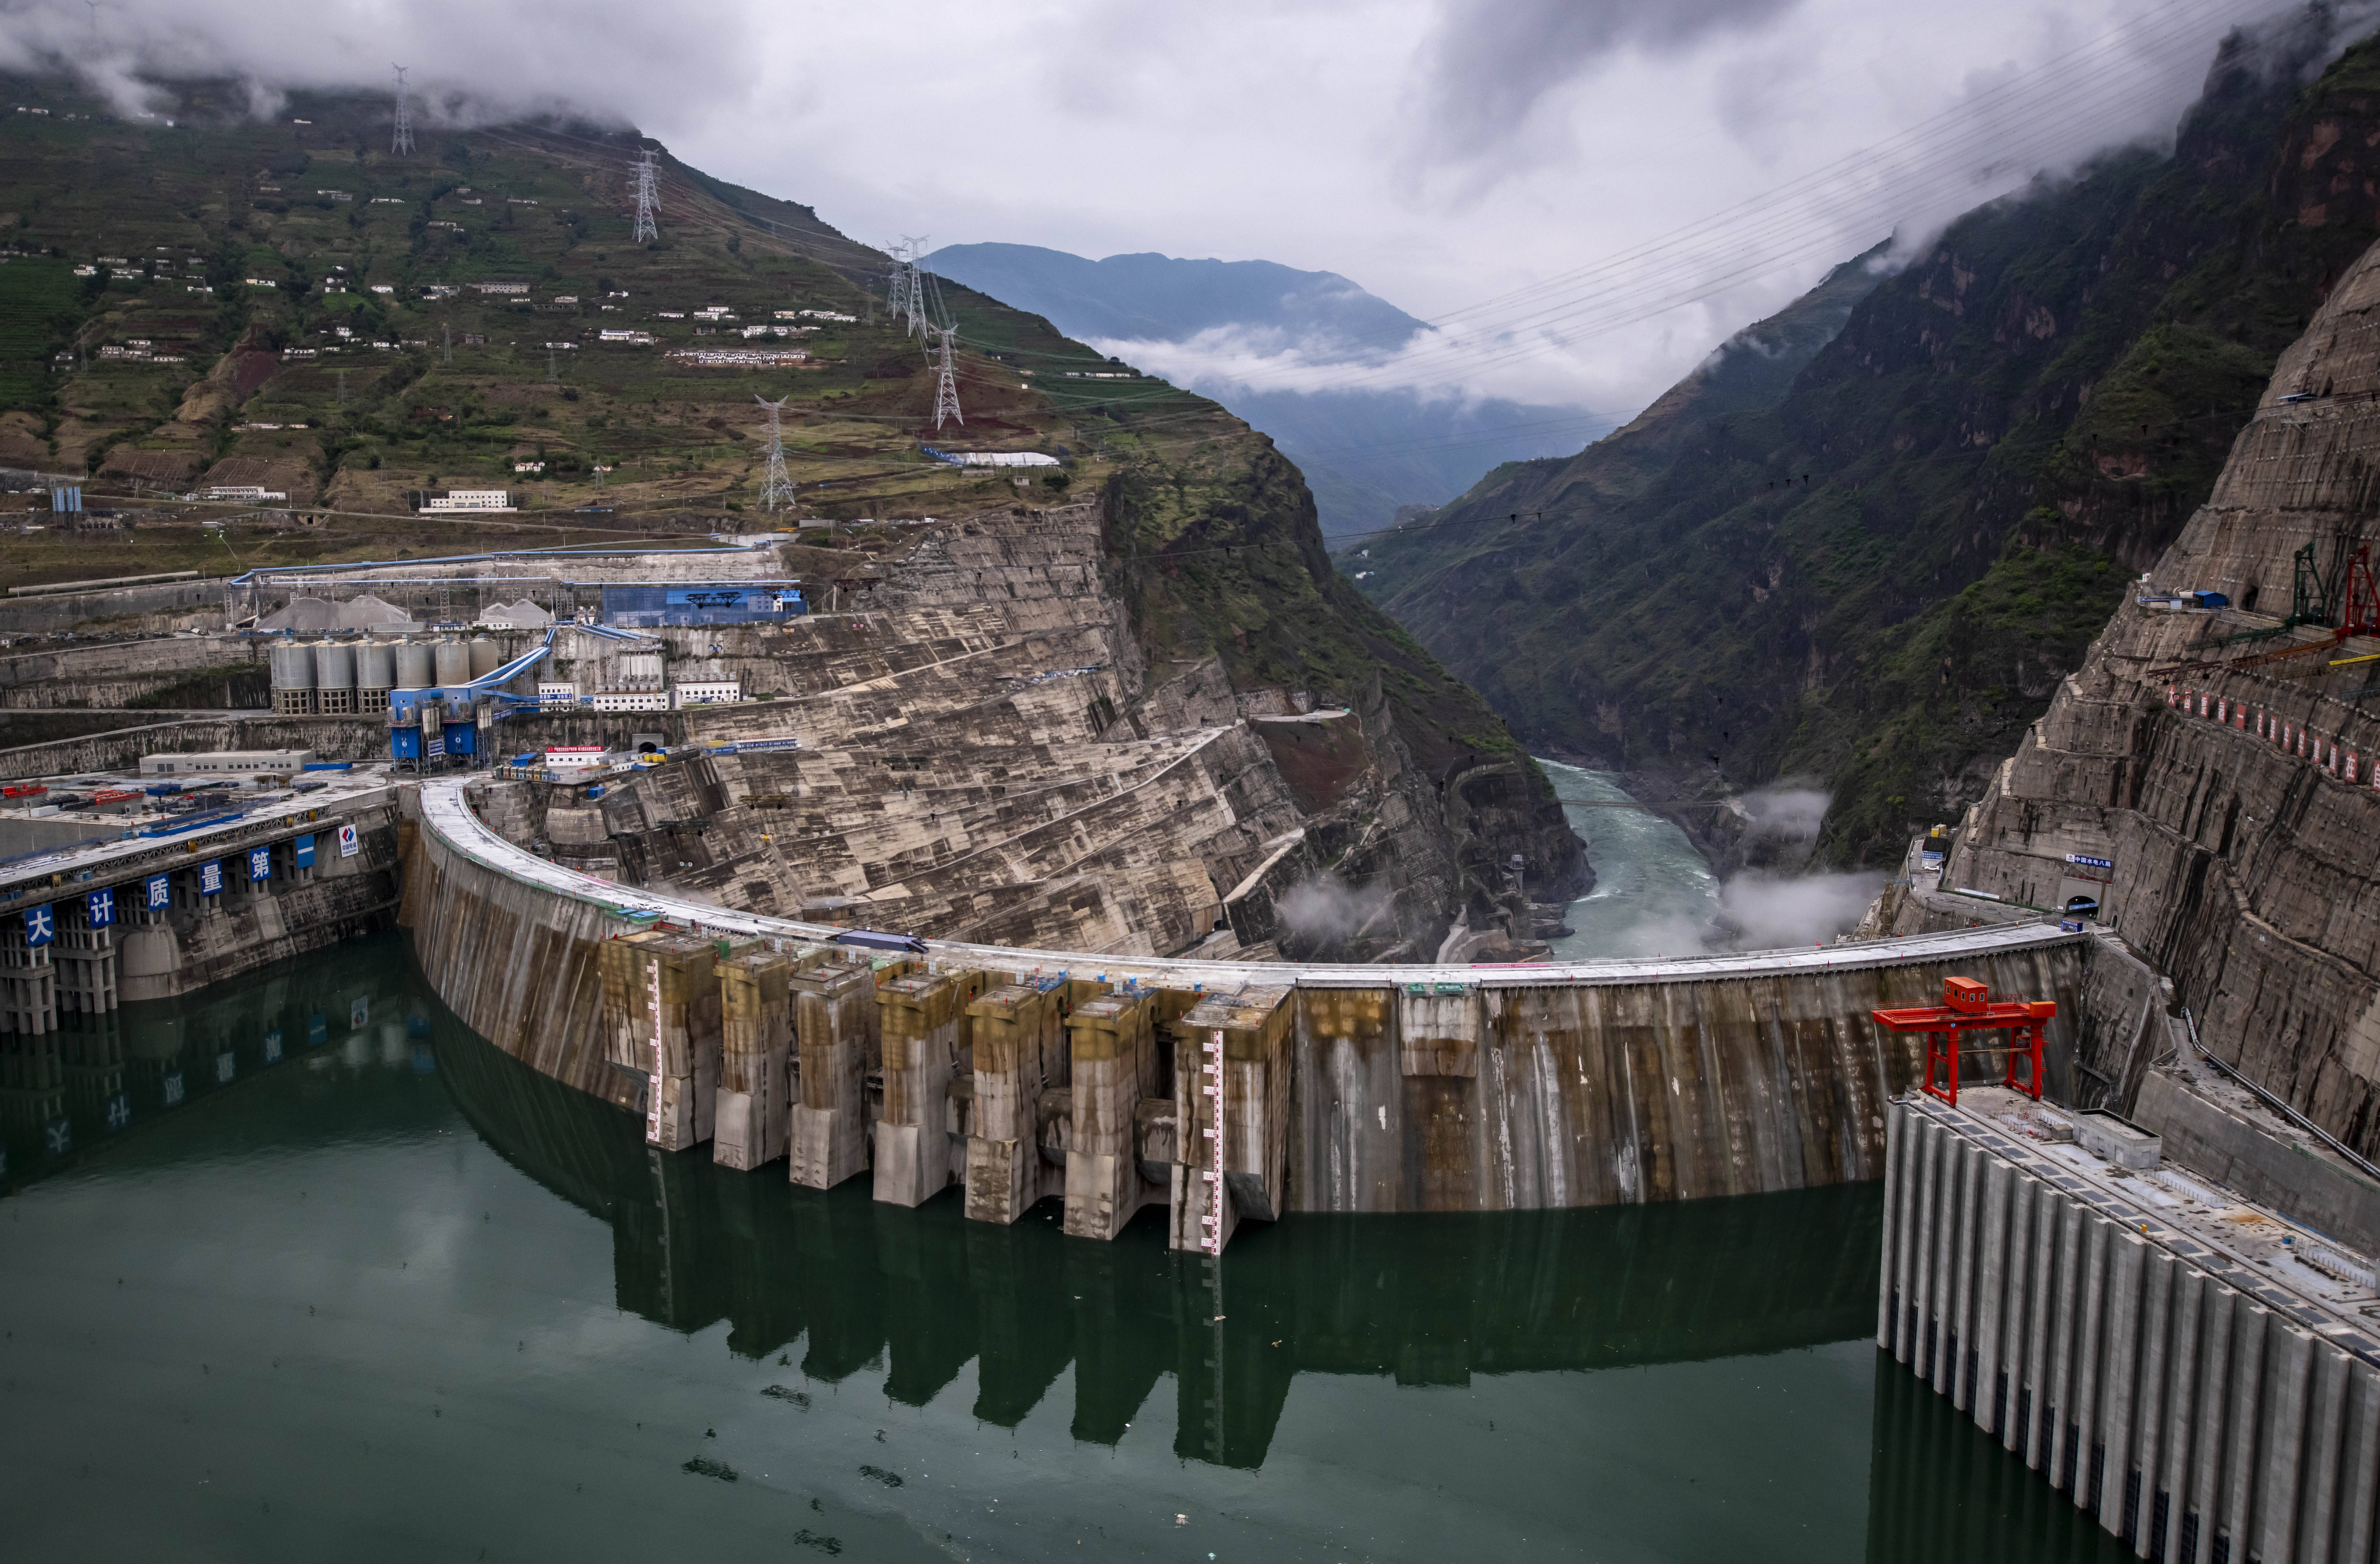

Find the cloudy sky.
xmin=0 ymin=0 xmax=2336 ymax=417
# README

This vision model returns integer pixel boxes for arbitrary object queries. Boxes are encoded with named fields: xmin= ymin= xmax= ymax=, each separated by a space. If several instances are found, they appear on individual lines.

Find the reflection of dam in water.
xmin=0 ymin=933 xmax=414 ymax=1182
xmin=431 ymin=976 xmax=1882 ymax=1467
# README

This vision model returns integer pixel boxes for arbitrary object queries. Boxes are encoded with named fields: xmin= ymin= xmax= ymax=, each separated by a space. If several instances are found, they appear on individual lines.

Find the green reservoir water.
xmin=0 ymin=932 xmax=2127 ymax=1562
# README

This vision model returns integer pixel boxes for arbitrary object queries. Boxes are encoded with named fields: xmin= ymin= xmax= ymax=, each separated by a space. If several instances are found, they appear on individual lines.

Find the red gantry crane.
xmin=1872 ymin=976 xmax=2056 ymax=1108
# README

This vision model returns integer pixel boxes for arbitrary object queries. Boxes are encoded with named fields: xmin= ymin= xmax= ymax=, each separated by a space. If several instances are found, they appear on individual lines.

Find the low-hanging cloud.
xmin=1576 ymin=869 xmax=1883 ymax=956
xmin=1738 ymin=783 xmax=1831 ymax=845
xmin=1411 ymin=0 xmax=1805 ymax=163
xmin=0 ymin=0 xmax=738 ymax=133
xmin=1276 ymin=876 xmax=1395 ymax=948
xmin=1716 ymin=871 xmax=1887 ymax=950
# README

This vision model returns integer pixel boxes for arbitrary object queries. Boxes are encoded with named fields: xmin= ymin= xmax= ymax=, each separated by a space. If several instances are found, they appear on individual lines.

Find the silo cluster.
xmin=268 ymin=631 xmax=518 ymax=720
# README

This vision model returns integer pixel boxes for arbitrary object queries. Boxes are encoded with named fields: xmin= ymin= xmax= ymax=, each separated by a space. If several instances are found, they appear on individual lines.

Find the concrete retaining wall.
xmin=0 ymin=578 xmax=224 ymax=636
xmin=2135 ymin=1067 xmax=2380 ymax=1257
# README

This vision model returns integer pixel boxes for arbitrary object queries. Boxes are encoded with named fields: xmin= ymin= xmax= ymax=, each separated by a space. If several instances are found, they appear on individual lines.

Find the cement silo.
xmin=269 ymin=641 xmax=316 ymax=717
xmin=467 ymin=636 xmax=501 ymax=681
xmin=393 ymin=639 xmax=434 ymax=691
xmin=433 ymin=639 xmax=472 ymax=688
xmin=356 ymin=640 xmax=395 ymax=716
xmin=313 ymin=640 xmax=355 ymax=716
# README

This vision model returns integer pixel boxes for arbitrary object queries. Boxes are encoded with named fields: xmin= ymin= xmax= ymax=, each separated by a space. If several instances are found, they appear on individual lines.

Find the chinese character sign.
xmin=295 ymin=834 xmax=316 ymax=868
xmin=22 ymin=904 xmax=53 ymax=946
xmin=199 ymin=860 xmax=223 ymax=897
xmin=85 ymin=887 xmax=113 ymax=929
xmin=145 ymin=873 xmax=170 ymax=911
xmin=248 ymin=847 xmax=272 ymax=883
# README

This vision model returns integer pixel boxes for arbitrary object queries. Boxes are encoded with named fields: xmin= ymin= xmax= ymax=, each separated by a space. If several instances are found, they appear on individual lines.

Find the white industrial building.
xmin=424 ymin=490 xmax=516 ymax=513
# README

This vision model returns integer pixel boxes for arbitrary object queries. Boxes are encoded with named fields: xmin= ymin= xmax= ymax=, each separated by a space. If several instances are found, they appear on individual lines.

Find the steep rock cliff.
xmin=1938 ymin=230 xmax=2380 ymax=1153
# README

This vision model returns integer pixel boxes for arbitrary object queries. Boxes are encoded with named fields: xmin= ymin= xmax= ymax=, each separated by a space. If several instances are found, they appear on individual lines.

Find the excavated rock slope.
xmin=1934 ymin=234 xmax=2380 ymax=1149
xmin=488 ymin=498 xmax=1575 ymax=963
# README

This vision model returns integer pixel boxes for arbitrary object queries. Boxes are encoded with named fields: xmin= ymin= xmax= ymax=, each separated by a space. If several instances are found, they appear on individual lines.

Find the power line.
xmin=920 ymin=0 xmax=2258 ymax=415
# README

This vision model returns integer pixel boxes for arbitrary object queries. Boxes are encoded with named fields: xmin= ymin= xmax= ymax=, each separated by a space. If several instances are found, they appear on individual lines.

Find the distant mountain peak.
xmin=927 ymin=239 xmax=1602 ymax=537
xmin=928 ymin=241 xmax=1424 ymax=355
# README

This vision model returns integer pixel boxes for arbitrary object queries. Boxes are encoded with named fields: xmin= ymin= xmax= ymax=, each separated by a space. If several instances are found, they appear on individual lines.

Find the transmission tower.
xmin=391 ymin=65 xmax=414 ymax=157
xmin=931 ymin=326 xmax=963 ymax=430
xmin=754 ymin=395 xmax=795 ymax=512
xmin=903 ymin=235 xmax=930 ymax=339
xmin=882 ymin=240 xmax=909 ymax=328
xmin=631 ymin=148 xmax=660 ymax=243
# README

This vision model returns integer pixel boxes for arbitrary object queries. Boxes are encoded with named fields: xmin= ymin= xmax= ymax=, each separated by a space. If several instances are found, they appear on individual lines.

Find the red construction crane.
xmin=2344 ymin=543 xmax=2380 ymax=637
xmin=1872 ymin=976 xmax=2056 ymax=1108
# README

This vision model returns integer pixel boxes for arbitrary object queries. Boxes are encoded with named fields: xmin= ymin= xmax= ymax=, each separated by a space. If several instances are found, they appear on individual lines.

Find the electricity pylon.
xmin=391 ymin=65 xmax=414 ymax=156
xmin=931 ymin=327 xmax=963 ymax=430
xmin=631 ymin=148 xmax=659 ymax=243
xmin=883 ymin=241 xmax=909 ymax=328
xmin=902 ymin=235 xmax=929 ymax=339
xmin=755 ymin=395 xmax=796 ymax=511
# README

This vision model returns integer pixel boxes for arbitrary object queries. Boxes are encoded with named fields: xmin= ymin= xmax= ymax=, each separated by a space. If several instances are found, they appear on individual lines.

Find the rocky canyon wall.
xmin=1937 ymin=233 xmax=2380 ymax=1153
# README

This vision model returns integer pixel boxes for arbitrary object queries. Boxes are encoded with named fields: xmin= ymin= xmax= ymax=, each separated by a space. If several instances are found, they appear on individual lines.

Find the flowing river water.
xmin=0 ymin=784 xmax=2124 ymax=1561
xmin=1538 ymin=762 xmax=1725 ymax=960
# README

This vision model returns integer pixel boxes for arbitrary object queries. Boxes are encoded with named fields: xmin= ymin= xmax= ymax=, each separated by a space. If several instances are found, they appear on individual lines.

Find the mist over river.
xmin=1538 ymin=761 xmax=1884 ymax=957
xmin=0 ymin=934 xmax=2121 ymax=1562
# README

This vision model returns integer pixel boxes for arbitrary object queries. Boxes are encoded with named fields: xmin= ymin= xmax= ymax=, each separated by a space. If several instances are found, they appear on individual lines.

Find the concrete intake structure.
xmin=1881 ymin=1088 xmax=2380 ymax=1563
xmin=403 ymin=775 xmax=2098 ymax=1249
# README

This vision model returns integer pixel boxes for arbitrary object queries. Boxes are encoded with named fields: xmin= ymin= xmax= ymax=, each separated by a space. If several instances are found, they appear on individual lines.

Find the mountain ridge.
xmin=1357 ymin=6 xmax=2380 ymax=869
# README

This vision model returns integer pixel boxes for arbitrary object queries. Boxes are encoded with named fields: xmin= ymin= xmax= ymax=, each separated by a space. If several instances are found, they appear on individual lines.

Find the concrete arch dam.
xmin=402 ymin=776 xmax=2091 ymax=1250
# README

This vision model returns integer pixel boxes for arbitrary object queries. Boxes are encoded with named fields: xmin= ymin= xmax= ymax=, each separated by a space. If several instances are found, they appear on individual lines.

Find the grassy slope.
xmin=1360 ymin=19 xmax=2380 ymax=865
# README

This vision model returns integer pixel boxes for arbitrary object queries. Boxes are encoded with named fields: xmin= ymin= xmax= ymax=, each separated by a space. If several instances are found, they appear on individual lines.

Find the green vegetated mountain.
xmin=1359 ymin=9 xmax=2380 ymax=867
xmin=0 ymin=72 xmax=1584 ymax=900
